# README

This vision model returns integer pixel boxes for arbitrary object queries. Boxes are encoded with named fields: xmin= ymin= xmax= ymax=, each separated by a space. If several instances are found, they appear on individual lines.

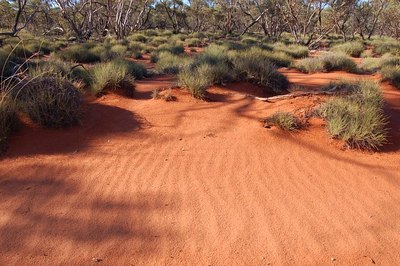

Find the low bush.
xmin=381 ymin=65 xmax=400 ymax=88
xmin=331 ymin=41 xmax=365 ymax=57
xmin=318 ymin=80 xmax=388 ymax=150
xmin=371 ymin=38 xmax=400 ymax=55
xmin=0 ymin=48 xmax=17 ymax=78
xmin=28 ymin=60 xmax=92 ymax=87
xmin=273 ymin=43 xmax=309 ymax=58
xmin=178 ymin=64 xmax=213 ymax=99
xmin=110 ymin=44 xmax=128 ymax=57
xmin=57 ymin=44 xmax=101 ymax=63
xmin=88 ymin=45 xmax=117 ymax=62
xmin=16 ymin=76 xmax=81 ymax=128
xmin=241 ymin=37 xmax=258 ymax=45
xmin=360 ymin=54 xmax=400 ymax=73
xmin=155 ymin=52 xmax=191 ymax=74
xmin=0 ymin=91 xmax=18 ymax=151
xmin=186 ymin=38 xmax=201 ymax=47
xmin=157 ymin=43 xmax=185 ymax=55
xmin=295 ymin=52 xmax=358 ymax=73
xmin=127 ymin=34 xmax=147 ymax=43
xmin=111 ymin=59 xmax=147 ymax=79
xmin=149 ymin=36 xmax=169 ymax=47
xmin=231 ymin=48 xmax=289 ymax=93
xmin=266 ymin=111 xmax=299 ymax=131
xmin=90 ymin=60 xmax=135 ymax=96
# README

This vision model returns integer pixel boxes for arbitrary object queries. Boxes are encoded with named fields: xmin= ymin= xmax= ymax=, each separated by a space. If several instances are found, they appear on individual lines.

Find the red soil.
xmin=1 ymin=68 xmax=400 ymax=264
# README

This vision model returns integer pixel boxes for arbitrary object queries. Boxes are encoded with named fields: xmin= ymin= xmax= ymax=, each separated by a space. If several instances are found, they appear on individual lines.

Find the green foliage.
xmin=381 ymin=65 xmax=400 ymax=88
xmin=0 ymin=91 xmax=18 ymax=151
xmin=157 ymin=43 xmax=185 ymax=54
xmin=186 ymin=38 xmax=201 ymax=47
xmin=241 ymin=37 xmax=258 ymax=45
xmin=371 ymin=38 xmax=400 ymax=55
xmin=90 ymin=60 xmax=136 ymax=96
xmin=110 ymin=44 xmax=128 ymax=57
xmin=231 ymin=48 xmax=289 ymax=93
xmin=272 ymin=43 xmax=309 ymax=58
xmin=57 ymin=44 xmax=101 ymax=63
xmin=149 ymin=36 xmax=169 ymax=47
xmin=266 ymin=111 xmax=299 ymax=131
xmin=178 ymin=65 xmax=212 ymax=99
xmin=155 ymin=52 xmax=191 ymax=74
xmin=331 ymin=41 xmax=365 ymax=57
xmin=0 ymin=48 xmax=17 ymax=77
xmin=111 ymin=59 xmax=147 ymax=79
xmin=127 ymin=34 xmax=148 ymax=43
xmin=295 ymin=52 xmax=358 ymax=73
xmin=16 ymin=77 xmax=81 ymax=128
xmin=360 ymin=53 xmax=400 ymax=73
xmin=318 ymin=80 xmax=388 ymax=150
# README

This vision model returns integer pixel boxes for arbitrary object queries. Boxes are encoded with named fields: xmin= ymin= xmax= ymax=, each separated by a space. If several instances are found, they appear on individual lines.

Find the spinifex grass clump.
xmin=16 ymin=76 xmax=82 ymax=128
xmin=331 ymin=41 xmax=365 ymax=57
xmin=266 ymin=111 xmax=299 ymax=131
xmin=57 ymin=44 xmax=101 ymax=63
xmin=318 ymin=80 xmax=388 ymax=150
xmin=272 ymin=43 xmax=309 ymax=58
xmin=381 ymin=65 xmax=400 ymax=88
xmin=231 ymin=48 xmax=289 ymax=93
xmin=295 ymin=52 xmax=358 ymax=73
xmin=0 ymin=91 xmax=18 ymax=151
xmin=155 ymin=52 xmax=192 ymax=74
xmin=90 ymin=60 xmax=136 ymax=97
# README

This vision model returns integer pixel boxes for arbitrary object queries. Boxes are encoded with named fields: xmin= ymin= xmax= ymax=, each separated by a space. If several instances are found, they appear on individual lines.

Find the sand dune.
xmin=0 ymin=71 xmax=400 ymax=265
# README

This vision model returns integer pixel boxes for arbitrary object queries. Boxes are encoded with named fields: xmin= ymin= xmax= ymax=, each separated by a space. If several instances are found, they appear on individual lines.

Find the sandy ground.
xmin=0 ymin=67 xmax=400 ymax=265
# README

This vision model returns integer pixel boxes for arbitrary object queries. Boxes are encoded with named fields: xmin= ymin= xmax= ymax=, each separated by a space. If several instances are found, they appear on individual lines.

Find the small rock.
xmin=331 ymin=257 xmax=336 ymax=262
xmin=92 ymin=257 xmax=102 ymax=263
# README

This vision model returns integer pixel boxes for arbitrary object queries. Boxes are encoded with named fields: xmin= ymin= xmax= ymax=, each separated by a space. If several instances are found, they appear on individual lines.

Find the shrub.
xmin=28 ymin=60 xmax=92 ymax=87
xmin=318 ymin=80 xmax=388 ymax=150
xmin=371 ymin=38 xmax=400 ymax=55
xmin=57 ymin=44 xmax=101 ymax=63
xmin=157 ymin=43 xmax=185 ymax=55
xmin=381 ymin=65 xmax=400 ymax=88
xmin=144 ymin=29 xmax=158 ymax=37
xmin=178 ymin=65 xmax=212 ymax=99
xmin=186 ymin=38 xmax=201 ymax=47
xmin=360 ymin=54 xmax=400 ymax=73
xmin=90 ymin=60 xmax=135 ymax=96
xmin=241 ymin=37 xmax=258 ymax=45
xmin=88 ymin=45 xmax=117 ymax=62
xmin=128 ymin=34 xmax=147 ymax=43
xmin=192 ymin=32 xmax=207 ymax=39
xmin=149 ymin=36 xmax=169 ymax=47
xmin=0 ymin=48 xmax=17 ymax=78
xmin=266 ymin=111 xmax=299 ymax=131
xmin=273 ymin=43 xmax=309 ymax=58
xmin=0 ymin=91 xmax=18 ymax=151
xmin=331 ymin=41 xmax=364 ymax=57
xmin=16 ymin=77 xmax=81 ymax=128
xmin=231 ymin=48 xmax=289 ymax=93
xmin=111 ymin=59 xmax=147 ymax=79
xmin=295 ymin=52 xmax=357 ymax=73
xmin=155 ymin=52 xmax=191 ymax=74
xmin=295 ymin=57 xmax=325 ymax=73
xmin=111 ymin=44 xmax=128 ymax=57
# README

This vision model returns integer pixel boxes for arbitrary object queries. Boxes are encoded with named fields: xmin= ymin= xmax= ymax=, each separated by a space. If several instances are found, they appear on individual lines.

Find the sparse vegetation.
xmin=57 ymin=44 xmax=101 ymax=63
xmin=266 ymin=111 xmax=299 ymax=131
xmin=0 ymin=91 xmax=18 ymax=151
xmin=16 ymin=76 xmax=82 ymax=128
xmin=90 ymin=60 xmax=136 ymax=96
xmin=331 ymin=41 xmax=365 ymax=57
xmin=231 ymin=48 xmax=289 ymax=93
xmin=155 ymin=52 xmax=191 ymax=74
xmin=318 ymin=80 xmax=388 ymax=150
xmin=295 ymin=52 xmax=358 ymax=73
xmin=381 ymin=65 xmax=400 ymax=88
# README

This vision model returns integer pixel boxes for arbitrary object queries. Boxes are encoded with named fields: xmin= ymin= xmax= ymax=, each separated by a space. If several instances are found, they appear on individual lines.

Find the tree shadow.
xmin=3 ymin=102 xmax=148 ymax=158
xmin=0 ymin=164 xmax=174 ymax=263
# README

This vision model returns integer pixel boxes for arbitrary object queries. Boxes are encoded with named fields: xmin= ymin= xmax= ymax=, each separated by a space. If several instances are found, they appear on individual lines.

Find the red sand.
xmin=1 ymin=69 xmax=400 ymax=265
